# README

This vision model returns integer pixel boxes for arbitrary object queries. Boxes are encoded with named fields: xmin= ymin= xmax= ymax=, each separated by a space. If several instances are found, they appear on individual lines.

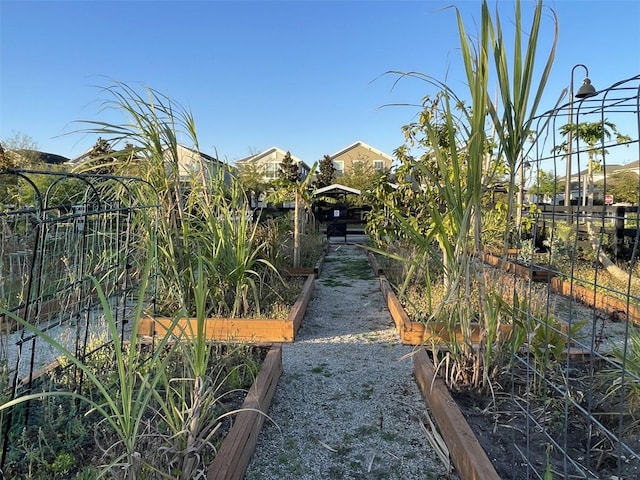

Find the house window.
xmin=333 ymin=160 xmax=344 ymax=176
xmin=373 ymin=160 xmax=385 ymax=170
xmin=265 ymin=162 xmax=279 ymax=179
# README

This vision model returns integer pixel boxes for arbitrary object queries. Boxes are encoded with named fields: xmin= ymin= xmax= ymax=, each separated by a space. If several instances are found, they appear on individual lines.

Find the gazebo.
xmin=312 ymin=183 xmax=362 ymax=222
xmin=312 ymin=184 xmax=365 ymax=241
xmin=312 ymin=183 xmax=362 ymax=197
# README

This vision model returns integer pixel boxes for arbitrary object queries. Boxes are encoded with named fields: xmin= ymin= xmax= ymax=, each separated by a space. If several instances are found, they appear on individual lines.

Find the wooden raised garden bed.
xmin=379 ymin=275 xmax=513 ymax=346
xmin=379 ymin=274 xmax=570 ymax=347
xmin=483 ymin=252 xmax=555 ymax=282
xmin=412 ymin=347 xmax=501 ymax=480
xmin=550 ymin=276 xmax=640 ymax=326
xmin=1 ymin=297 xmax=63 ymax=333
xmin=370 ymin=250 xmax=555 ymax=283
xmin=371 ymin=255 xmax=502 ymax=478
xmin=139 ymin=274 xmax=315 ymax=343
xmin=375 ymin=250 xmax=639 ymax=479
xmin=207 ymin=343 xmax=283 ymax=480
xmin=379 ymin=275 xmax=538 ymax=480
xmin=284 ymin=243 xmax=329 ymax=278
xmin=14 ymin=341 xmax=283 ymax=480
xmin=484 ymin=252 xmax=640 ymax=325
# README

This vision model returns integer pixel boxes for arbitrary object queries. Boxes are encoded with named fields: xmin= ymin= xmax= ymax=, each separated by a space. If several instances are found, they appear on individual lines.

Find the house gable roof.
xmin=610 ymin=160 xmax=640 ymax=173
xmin=236 ymin=147 xmax=281 ymax=164
xmin=236 ymin=147 xmax=311 ymax=170
xmin=15 ymin=149 xmax=70 ymax=165
xmin=70 ymin=143 xmax=225 ymax=166
xmin=175 ymin=144 xmax=225 ymax=166
xmin=329 ymin=141 xmax=393 ymax=161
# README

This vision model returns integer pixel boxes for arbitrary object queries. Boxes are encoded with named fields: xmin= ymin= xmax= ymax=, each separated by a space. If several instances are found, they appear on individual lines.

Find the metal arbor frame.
xmin=0 ymin=170 xmax=158 ymax=473
xmin=512 ymin=74 xmax=640 ymax=479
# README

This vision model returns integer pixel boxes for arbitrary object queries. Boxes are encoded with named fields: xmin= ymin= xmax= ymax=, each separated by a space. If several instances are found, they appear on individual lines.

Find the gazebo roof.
xmin=313 ymin=183 xmax=361 ymax=196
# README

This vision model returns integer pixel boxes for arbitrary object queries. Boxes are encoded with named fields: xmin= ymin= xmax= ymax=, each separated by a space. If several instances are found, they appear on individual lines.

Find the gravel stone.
xmin=245 ymin=242 xmax=456 ymax=480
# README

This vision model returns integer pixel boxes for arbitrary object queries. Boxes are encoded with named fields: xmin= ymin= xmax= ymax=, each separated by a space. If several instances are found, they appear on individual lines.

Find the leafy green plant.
xmin=73 ymin=466 xmax=100 ymax=480
xmin=206 ymin=178 xmax=281 ymax=318
xmin=544 ymin=444 xmax=554 ymax=480
xmin=254 ymin=215 xmax=292 ymax=273
xmin=76 ymin=80 xmax=280 ymax=319
xmin=603 ymin=326 xmax=640 ymax=415
xmin=296 ymin=232 xmax=326 ymax=269
xmin=1 ymin=180 xmax=272 ymax=480
xmin=1 ymin=82 xmax=279 ymax=479
xmin=225 ymin=353 xmax=261 ymax=390
xmin=517 ymin=238 xmax=535 ymax=266
xmin=366 ymin=0 xmax=557 ymax=394
xmin=1 ymin=269 xmax=265 ymax=479
xmin=4 ymin=397 xmax=89 ymax=479
xmin=0 ymin=262 xmax=178 ymax=478
xmin=505 ymin=290 xmax=586 ymax=393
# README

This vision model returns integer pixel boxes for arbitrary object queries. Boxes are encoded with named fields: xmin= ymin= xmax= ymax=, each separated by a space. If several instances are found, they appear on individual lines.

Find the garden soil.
xmin=245 ymin=240 xmax=457 ymax=480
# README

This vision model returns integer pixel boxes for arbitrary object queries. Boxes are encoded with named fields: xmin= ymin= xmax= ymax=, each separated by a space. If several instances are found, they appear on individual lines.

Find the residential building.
xmin=534 ymin=160 xmax=639 ymax=205
xmin=164 ymin=144 xmax=234 ymax=183
xmin=8 ymin=149 xmax=70 ymax=166
xmin=328 ymin=141 xmax=393 ymax=177
xmin=71 ymin=143 xmax=233 ymax=182
xmin=235 ymin=147 xmax=311 ymax=183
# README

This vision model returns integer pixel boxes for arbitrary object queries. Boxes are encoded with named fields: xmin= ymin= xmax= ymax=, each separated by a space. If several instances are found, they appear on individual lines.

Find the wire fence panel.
xmin=509 ymin=74 xmax=640 ymax=479
xmin=0 ymin=170 xmax=157 ymax=472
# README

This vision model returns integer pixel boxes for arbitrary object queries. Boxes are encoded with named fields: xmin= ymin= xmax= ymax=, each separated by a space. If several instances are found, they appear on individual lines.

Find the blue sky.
xmin=1 ymin=0 xmax=639 ymax=166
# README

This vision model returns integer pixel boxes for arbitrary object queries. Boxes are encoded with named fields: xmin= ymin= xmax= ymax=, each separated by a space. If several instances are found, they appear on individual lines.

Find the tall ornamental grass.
xmin=457 ymin=0 xmax=556 ymax=392
xmin=0 ymin=261 xmax=177 ymax=479
xmin=0 ymin=264 xmax=260 ymax=479
xmin=76 ymin=80 xmax=279 ymax=318
xmin=370 ymin=0 xmax=557 ymax=393
xmin=1 ymin=82 xmax=277 ymax=478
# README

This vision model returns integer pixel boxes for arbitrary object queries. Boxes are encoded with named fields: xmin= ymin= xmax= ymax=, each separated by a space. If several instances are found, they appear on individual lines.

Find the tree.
xmin=84 ymin=137 xmax=117 ymax=174
xmin=0 ymin=133 xmax=54 ymax=207
xmin=0 ymin=132 xmax=40 ymax=169
xmin=316 ymin=155 xmax=336 ymax=188
xmin=365 ymin=92 xmax=478 ymax=247
xmin=528 ymin=170 xmax=561 ymax=201
xmin=237 ymin=162 xmax=268 ymax=206
xmin=340 ymin=162 xmax=380 ymax=206
xmin=278 ymin=151 xmax=299 ymax=183
xmin=0 ymin=143 xmax=14 ymax=171
xmin=602 ymin=171 xmax=639 ymax=205
xmin=269 ymin=162 xmax=317 ymax=268
xmin=555 ymin=120 xmax=631 ymax=206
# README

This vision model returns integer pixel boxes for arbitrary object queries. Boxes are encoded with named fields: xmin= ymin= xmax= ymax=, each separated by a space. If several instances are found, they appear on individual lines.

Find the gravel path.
xmin=245 ymin=241 xmax=455 ymax=480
